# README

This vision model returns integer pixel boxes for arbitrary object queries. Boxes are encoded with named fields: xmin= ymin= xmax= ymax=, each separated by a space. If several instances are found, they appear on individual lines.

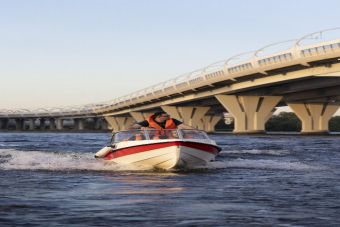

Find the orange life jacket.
xmin=135 ymin=134 xmax=142 ymax=140
xmin=147 ymin=115 xmax=177 ymax=136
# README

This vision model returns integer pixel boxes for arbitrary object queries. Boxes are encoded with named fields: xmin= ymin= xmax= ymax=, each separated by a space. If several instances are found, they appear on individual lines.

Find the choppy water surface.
xmin=1 ymin=132 xmax=340 ymax=226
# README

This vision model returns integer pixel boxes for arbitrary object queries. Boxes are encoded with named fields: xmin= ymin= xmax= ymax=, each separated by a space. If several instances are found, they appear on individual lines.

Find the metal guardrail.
xmin=1 ymin=28 xmax=340 ymax=118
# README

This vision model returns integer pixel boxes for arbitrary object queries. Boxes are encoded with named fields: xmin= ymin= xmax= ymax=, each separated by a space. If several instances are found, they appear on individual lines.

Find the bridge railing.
xmin=101 ymin=28 xmax=340 ymax=113
xmin=2 ymin=28 xmax=340 ymax=118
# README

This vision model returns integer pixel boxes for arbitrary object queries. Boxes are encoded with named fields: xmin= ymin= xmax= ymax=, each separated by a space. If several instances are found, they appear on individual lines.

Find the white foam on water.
xmin=220 ymin=149 xmax=290 ymax=156
xmin=0 ymin=149 xmax=153 ymax=172
xmin=200 ymin=158 xmax=326 ymax=170
xmin=0 ymin=149 xmax=325 ymax=172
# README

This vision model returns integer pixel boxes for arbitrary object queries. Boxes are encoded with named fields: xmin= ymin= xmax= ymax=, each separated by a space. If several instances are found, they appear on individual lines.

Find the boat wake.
xmin=0 ymin=149 xmax=325 ymax=172
xmin=0 ymin=149 xmax=153 ymax=172
xmin=220 ymin=149 xmax=290 ymax=156
xmin=204 ymin=159 xmax=326 ymax=170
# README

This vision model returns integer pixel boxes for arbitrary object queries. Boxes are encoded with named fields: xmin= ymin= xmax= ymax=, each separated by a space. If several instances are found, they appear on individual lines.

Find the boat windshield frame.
xmin=111 ymin=129 xmax=209 ymax=142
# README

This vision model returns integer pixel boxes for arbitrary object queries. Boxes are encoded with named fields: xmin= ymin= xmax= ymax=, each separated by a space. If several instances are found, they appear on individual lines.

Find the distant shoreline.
xmin=0 ymin=130 xmax=112 ymax=133
xmin=1 ymin=130 xmax=340 ymax=136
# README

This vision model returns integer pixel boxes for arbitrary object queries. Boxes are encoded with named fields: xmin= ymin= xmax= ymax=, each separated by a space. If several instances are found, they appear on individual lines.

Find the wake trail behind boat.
xmin=0 ymin=149 xmax=152 ymax=172
xmin=206 ymin=159 xmax=326 ymax=170
xmin=220 ymin=149 xmax=290 ymax=156
xmin=0 ymin=148 xmax=324 ymax=172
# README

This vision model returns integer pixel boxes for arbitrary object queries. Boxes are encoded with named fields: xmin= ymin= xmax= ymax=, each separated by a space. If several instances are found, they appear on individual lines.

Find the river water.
xmin=0 ymin=132 xmax=340 ymax=226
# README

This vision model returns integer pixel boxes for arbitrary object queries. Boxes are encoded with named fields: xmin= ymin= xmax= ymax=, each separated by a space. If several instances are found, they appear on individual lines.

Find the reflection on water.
xmin=109 ymin=187 xmax=185 ymax=194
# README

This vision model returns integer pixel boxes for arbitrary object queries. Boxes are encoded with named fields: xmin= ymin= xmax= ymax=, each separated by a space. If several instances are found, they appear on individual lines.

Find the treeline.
xmin=215 ymin=112 xmax=340 ymax=132
xmin=265 ymin=112 xmax=301 ymax=131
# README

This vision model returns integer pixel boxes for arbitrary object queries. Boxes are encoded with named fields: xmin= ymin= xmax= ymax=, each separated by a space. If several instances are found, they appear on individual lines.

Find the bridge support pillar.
xmin=130 ymin=112 xmax=154 ymax=122
xmin=74 ymin=118 xmax=84 ymax=130
xmin=287 ymin=102 xmax=340 ymax=134
xmin=197 ymin=119 xmax=204 ymax=130
xmin=93 ymin=118 xmax=100 ymax=130
xmin=1 ymin=119 xmax=8 ymax=129
xmin=104 ymin=116 xmax=134 ymax=132
xmin=101 ymin=118 xmax=109 ymax=130
xmin=78 ymin=119 xmax=84 ymax=130
xmin=56 ymin=118 xmax=64 ymax=130
xmin=49 ymin=118 xmax=56 ymax=130
xmin=28 ymin=119 xmax=35 ymax=130
xmin=74 ymin=119 xmax=79 ymax=130
xmin=216 ymin=95 xmax=282 ymax=134
xmin=161 ymin=106 xmax=210 ymax=128
xmin=105 ymin=117 xmax=118 ymax=131
xmin=40 ymin=118 xmax=46 ymax=130
xmin=161 ymin=106 xmax=180 ymax=120
xmin=15 ymin=119 xmax=24 ymax=130
xmin=202 ymin=115 xmax=222 ymax=132
xmin=4 ymin=119 xmax=9 ymax=129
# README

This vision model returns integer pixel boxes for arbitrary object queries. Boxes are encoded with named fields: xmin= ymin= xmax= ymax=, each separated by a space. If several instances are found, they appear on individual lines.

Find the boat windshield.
xmin=112 ymin=129 xmax=209 ymax=142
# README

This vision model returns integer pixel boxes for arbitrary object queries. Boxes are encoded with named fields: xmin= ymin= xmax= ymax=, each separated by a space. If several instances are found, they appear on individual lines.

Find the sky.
xmin=1 ymin=0 xmax=340 ymax=112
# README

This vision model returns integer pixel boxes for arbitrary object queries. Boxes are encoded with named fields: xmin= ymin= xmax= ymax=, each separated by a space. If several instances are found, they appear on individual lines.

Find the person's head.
xmin=154 ymin=112 xmax=170 ymax=122
xmin=145 ymin=127 xmax=156 ymax=136
xmin=169 ymin=130 xmax=179 ymax=139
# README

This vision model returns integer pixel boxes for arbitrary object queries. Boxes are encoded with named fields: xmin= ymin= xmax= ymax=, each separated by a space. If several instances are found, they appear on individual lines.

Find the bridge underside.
xmin=102 ymin=76 xmax=340 ymax=117
xmin=2 ymin=53 xmax=340 ymax=134
xmin=98 ymin=61 xmax=340 ymax=133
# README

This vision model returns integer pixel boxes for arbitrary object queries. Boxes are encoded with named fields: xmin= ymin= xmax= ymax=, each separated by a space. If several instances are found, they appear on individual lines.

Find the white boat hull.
xmin=99 ymin=141 xmax=221 ymax=169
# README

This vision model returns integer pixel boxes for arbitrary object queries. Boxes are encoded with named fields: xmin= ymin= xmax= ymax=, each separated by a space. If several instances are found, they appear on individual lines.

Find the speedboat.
xmin=95 ymin=129 xmax=221 ymax=169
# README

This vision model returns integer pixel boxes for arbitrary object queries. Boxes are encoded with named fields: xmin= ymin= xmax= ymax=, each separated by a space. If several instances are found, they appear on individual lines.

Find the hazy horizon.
xmin=1 ymin=0 xmax=340 ymax=115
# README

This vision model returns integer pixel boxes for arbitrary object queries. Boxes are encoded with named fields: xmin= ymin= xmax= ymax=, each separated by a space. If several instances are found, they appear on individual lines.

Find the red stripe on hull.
xmin=105 ymin=141 xmax=221 ymax=160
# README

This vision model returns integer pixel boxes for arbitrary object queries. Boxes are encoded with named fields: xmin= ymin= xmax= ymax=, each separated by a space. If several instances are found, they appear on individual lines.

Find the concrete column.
xmin=105 ymin=116 xmax=119 ymax=132
xmin=93 ymin=118 xmax=100 ymax=130
xmin=79 ymin=118 xmax=85 ymax=130
xmin=177 ymin=106 xmax=194 ymax=124
xmin=28 ymin=119 xmax=35 ymax=130
xmin=1 ymin=119 xmax=9 ymax=129
xmin=202 ymin=115 xmax=222 ymax=132
xmin=161 ymin=106 xmax=182 ymax=120
xmin=216 ymin=95 xmax=282 ymax=133
xmin=40 ymin=118 xmax=46 ymax=130
xmin=161 ymin=106 xmax=210 ymax=127
xmin=74 ymin=119 xmax=79 ymax=130
xmin=15 ymin=119 xmax=24 ymax=130
xmin=101 ymin=118 xmax=109 ymax=130
xmin=287 ymin=102 xmax=340 ymax=134
xmin=130 ymin=111 xmax=157 ymax=122
xmin=116 ymin=117 xmax=134 ymax=130
xmin=4 ymin=119 xmax=9 ymax=129
xmin=56 ymin=118 xmax=64 ymax=130
xmin=197 ymin=119 xmax=204 ymax=130
xmin=104 ymin=116 xmax=134 ymax=132
xmin=49 ymin=118 xmax=56 ymax=130
xmin=177 ymin=107 xmax=210 ymax=126
xmin=130 ymin=112 xmax=144 ymax=122
xmin=142 ymin=112 xmax=154 ymax=120
xmin=74 ymin=118 xmax=84 ymax=130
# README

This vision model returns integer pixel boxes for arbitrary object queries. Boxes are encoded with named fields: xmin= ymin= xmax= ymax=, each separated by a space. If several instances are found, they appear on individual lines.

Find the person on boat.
xmin=167 ymin=130 xmax=193 ymax=139
xmin=127 ymin=127 xmax=157 ymax=140
xmin=127 ymin=112 xmax=195 ymax=130
xmin=168 ymin=130 xmax=180 ymax=139
xmin=146 ymin=127 xmax=156 ymax=139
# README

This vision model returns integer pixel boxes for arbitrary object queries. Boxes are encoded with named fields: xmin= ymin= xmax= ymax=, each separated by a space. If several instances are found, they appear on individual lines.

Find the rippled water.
xmin=1 ymin=132 xmax=340 ymax=226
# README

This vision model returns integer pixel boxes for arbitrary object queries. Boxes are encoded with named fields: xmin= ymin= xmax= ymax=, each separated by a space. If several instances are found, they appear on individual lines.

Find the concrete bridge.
xmin=1 ymin=28 xmax=340 ymax=134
